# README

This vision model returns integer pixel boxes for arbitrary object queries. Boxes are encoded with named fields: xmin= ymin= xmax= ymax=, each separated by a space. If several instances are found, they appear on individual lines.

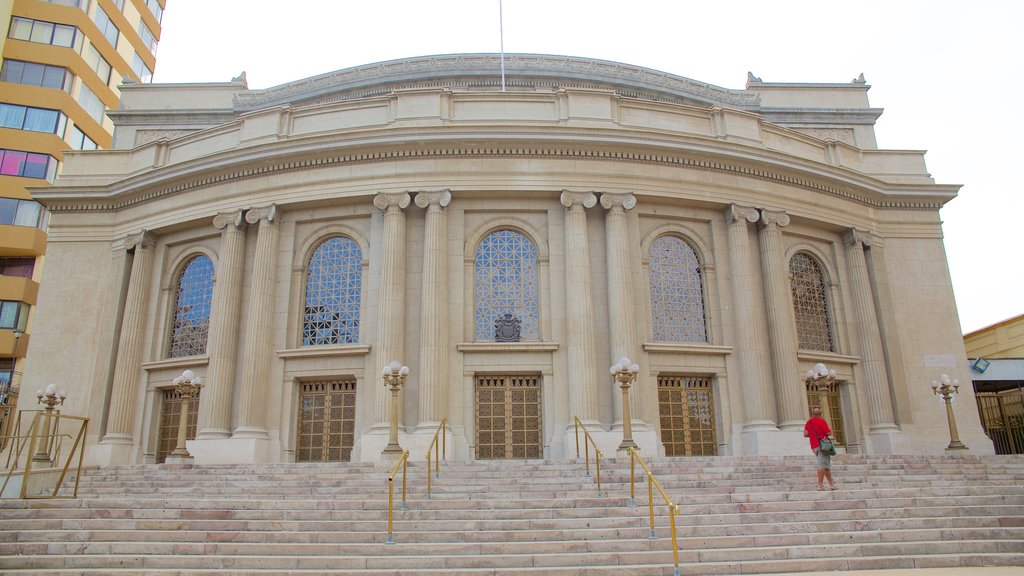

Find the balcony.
xmin=0 ymin=225 xmax=46 ymax=257
xmin=0 ymin=329 xmax=28 ymax=358
xmin=0 ymin=276 xmax=39 ymax=306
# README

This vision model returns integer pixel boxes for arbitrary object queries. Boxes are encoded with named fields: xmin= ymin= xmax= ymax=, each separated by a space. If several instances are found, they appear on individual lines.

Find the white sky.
xmin=152 ymin=0 xmax=1023 ymax=335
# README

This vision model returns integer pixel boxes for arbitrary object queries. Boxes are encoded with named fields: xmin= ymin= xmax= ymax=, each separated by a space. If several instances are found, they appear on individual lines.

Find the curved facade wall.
xmin=22 ymin=54 xmax=989 ymax=465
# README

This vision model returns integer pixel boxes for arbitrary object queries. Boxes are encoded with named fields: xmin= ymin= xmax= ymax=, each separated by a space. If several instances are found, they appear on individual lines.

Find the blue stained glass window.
xmin=649 ymin=235 xmax=708 ymax=342
xmin=303 ymin=237 xmax=362 ymax=346
xmin=474 ymin=230 xmax=540 ymax=341
xmin=168 ymin=255 xmax=214 ymax=358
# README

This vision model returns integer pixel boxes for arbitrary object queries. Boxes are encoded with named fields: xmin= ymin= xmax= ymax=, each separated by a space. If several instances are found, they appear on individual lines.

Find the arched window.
xmin=303 ymin=236 xmax=362 ymax=346
xmin=648 ymin=235 xmax=708 ymax=342
xmin=474 ymin=229 xmax=539 ymax=341
xmin=167 ymin=255 xmax=214 ymax=358
xmin=790 ymin=252 xmax=835 ymax=352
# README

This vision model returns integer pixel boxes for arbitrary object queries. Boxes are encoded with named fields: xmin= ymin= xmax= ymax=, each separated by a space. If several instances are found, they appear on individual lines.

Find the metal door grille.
xmin=976 ymin=389 xmax=1024 ymax=455
xmin=297 ymin=379 xmax=357 ymax=462
xmin=806 ymin=381 xmax=845 ymax=445
xmin=157 ymin=388 xmax=199 ymax=464
xmin=475 ymin=375 xmax=542 ymax=459
xmin=657 ymin=375 xmax=716 ymax=456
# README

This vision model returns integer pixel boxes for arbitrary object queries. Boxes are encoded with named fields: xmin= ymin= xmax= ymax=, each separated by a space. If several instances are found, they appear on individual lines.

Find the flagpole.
xmin=499 ymin=0 xmax=506 ymax=91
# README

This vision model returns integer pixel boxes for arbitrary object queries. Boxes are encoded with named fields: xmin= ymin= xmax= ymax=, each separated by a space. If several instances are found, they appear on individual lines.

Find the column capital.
xmin=560 ymin=190 xmax=597 ymax=209
xmin=726 ymin=204 xmax=760 ymax=225
xmin=374 ymin=191 xmax=411 ymax=211
xmin=413 ymin=189 xmax=452 ymax=209
xmin=213 ymin=209 xmax=247 ymax=230
xmin=599 ymin=192 xmax=637 ymax=211
xmin=844 ymin=227 xmax=875 ymax=248
xmin=244 ymin=204 xmax=277 ymax=225
xmin=124 ymin=230 xmax=155 ymax=252
xmin=758 ymin=209 xmax=790 ymax=229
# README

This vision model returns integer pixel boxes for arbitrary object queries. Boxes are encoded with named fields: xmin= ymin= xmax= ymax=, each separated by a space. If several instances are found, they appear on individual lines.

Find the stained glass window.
xmin=790 ymin=252 xmax=835 ymax=352
xmin=649 ymin=235 xmax=707 ymax=342
xmin=167 ymin=255 xmax=214 ymax=358
xmin=303 ymin=237 xmax=362 ymax=346
xmin=474 ymin=230 xmax=540 ymax=341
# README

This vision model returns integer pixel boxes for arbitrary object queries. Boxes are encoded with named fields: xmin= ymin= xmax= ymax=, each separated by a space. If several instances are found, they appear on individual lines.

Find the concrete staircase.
xmin=1 ymin=454 xmax=1023 ymax=575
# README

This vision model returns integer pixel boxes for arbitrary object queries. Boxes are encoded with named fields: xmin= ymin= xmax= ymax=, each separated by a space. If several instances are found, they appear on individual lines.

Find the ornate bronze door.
xmin=296 ymin=379 xmax=357 ymax=462
xmin=976 ymin=389 xmax=1024 ymax=454
xmin=805 ymin=381 xmax=845 ymax=445
xmin=157 ymin=388 xmax=199 ymax=463
xmin=657 ymin=375 xmax=716 ymax=456
xmin=475 ymin=375 xmax=542 ymax=459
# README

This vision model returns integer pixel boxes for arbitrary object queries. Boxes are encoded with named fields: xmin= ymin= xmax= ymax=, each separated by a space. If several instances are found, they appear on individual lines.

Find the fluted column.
xmin=102 ymin=231 xmax=155 ymax=443
xmin=561 ymin=191 xmax=600 ymax=423
xmin=758 ymin=209 xmax=802 ymax=429
xmin=234 ymin=205 xmax=280 ymax=438
xmin=726 ymin=205 xmax=776 ymax=430
xmin=198 ymin=210 xmax=247 ymax=439
xmin=601 ymin=192 xmax=641 ymax=423
xmin=844 ymin=228 xmax=898 ymax=432
xmin=373 ymin=191 xmax=411 ymax=427
xmin=415 ymin=190 xmax=451 ymax=427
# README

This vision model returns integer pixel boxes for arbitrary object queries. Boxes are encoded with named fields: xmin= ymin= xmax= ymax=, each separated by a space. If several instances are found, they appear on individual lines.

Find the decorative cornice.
xmin=599 ymin=192 xmax=637 ymax=211
xmin=413 ymin=189 xmax=452 ymax=209
xmin=373 ymin=191 xmax=412 ymax=211
xmin=726 ymin=204 xmax=760 ymax=225
xmin=560 ymin=190 xmax=598 ymax=209
xmin=245 ymin=204 xmax=277 ymax=225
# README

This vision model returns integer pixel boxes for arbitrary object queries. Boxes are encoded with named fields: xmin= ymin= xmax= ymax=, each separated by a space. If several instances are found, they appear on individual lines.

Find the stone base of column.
xmin=163 ymin=453 xmax=194 ymax=464
xmin=195 ymin=428 xmax=231 ymax=440
xmin=741 ymin=428 xmax=808 ymax=456
xmin=565 ymin=425 xmax=619 ymax=461
xmin=582 ymin=426 xmax=659 ymax=459
xmin=863 ymin=429 xmax=913 ymax=455
xmin=359 ymin=428 xmax=407 ymax=464
xmin=89 ymin=435 xmax=136 ymax=466
xmin=188 ymin=436 xmax=269 ymax=464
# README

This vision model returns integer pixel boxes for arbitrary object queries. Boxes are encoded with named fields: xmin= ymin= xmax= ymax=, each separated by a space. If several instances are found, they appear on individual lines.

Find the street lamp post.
xmin=611 ymin=357 xmax=640 ymax=453
xmin=932 ymin=374 xmax=968 ymax=451
xmin=33 ymin=383 xmax=65 ymax=464
xmin=382 ymin=361 xmax=409 ymax=456
xmin=804 ymin=362 xmax=837 ymax=425
xmin=168 ymin=370 xmax=203 ymax=460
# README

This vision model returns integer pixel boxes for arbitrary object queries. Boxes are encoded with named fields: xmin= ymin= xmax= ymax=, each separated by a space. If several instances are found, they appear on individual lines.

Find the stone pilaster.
xmin=561 ymin=191 xmax=600 ymax=424
xmin=844 ymin=229 xmax=898 ymax=433
xmin=372 ymin=191 xmax=411 ymax=428
xmin=415 ymin=190 xmax=451 ymax=428
xmin=234 ymin=205 xmax=280 ymax=438
xmin=101 ymin=231 xmax=155 ymax=449
xmin=197 ymin=210 xmax=247 ymax=439
xmin=726 ymin=205 xmax=776 ymax=431
xmin=601 ymin=192 xmax=641 ymax=424
xmin=758 ymin=209 xmax=803 ymax=429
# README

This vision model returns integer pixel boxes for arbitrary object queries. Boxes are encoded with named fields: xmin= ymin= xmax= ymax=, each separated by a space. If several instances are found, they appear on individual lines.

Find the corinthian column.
xmin=102 ymin=231 xmax=155 ymax=447
xmin=415 ymin=190 xmax=451 ymax=428
xmin=198 ymin=210 xmax=247 ymax=439
xmin=601 ymin=192 xmax=641 ymax=424
xmin=758 ymin=209 xmax=803 ymax=429
xmin=373 ymin=191 xmax=411 ymax=428
xmin=561 ymin=191 xmax=600 ymax=424
xmin=234 ymin=205 xmax=280 ymax=438
xmin=844 ymin=228 xmax=898 ymax=433
xmin=726 ymin=205 xmax=776 ymax=430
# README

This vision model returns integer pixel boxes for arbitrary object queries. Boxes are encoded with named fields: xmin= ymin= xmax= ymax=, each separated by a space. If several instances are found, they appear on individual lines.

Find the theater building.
xmin=19 ymin=54 xmax=991 ymax=465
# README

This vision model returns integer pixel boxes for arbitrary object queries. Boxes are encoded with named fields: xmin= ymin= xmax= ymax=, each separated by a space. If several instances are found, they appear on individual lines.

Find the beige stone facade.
xmin=20 ymin=54 xmax=992 ymax=465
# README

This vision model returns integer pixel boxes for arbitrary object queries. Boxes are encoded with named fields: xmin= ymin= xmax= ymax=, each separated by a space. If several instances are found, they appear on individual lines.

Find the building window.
xmin=0 ymin=60 xmax=74 ymax=93
xmin=111 ymin=0 xmax=125 ymax=10
xmin=302 ymin=237 xmax=362 ymax=346
xmin=0 ymin=198 xmax=45 ymax=228
xmin=8 ymin=17 xmax=81 ymax=50
xmin=92 ymin=6 xmax=119 ymax=48
xmin=84 ymin=44 xmax=112 ymax=85
xmin=0 ymin=104 xmax=67 ymax=136
xmin=0 ymin=258 xmax=35 ymax=279
xmin=0 ymin=358 xmax=14 ymax=406
xmin=167 ymin=255 xmax=214 ymax=358
xmin=0 ymin=150 xmax=58 ymax=182
xmin=144 ymin=0 xmax=163 ymax=22
xmin=131 ymin=53 xmax=153 ymax=83
xmin=790 ymin=252 xmax=835 ymax=352
xmin=77 ymin=83 xmax=106 ymax=125
xmin=648 ymin=235 xmax=708 ymax=342
xmin=0 ymin=301 xmax=30 ymax=331
xmin=138 ymin=21 xmax=157 ymax=53
xmin=42 ymin=0 xmax=86 ymax=7
xmin=68 ymin=125 xmax=97 ymax=150
xmin=474 ymin=229 xmax=540 ymax=341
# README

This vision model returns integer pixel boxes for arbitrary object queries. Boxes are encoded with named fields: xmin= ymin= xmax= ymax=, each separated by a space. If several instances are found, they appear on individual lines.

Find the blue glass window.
xmin=474 ymin=230 xmax=540 ymax=341
xmin=790 ymin=252 xmax=835 ymax=352
xmin=167 ymin=255 xmax=214 ymax=358
xmin=303 ymin=237 xmax=362 ymax=346
xmin=649 ymin=235 xmax=708 ymax=342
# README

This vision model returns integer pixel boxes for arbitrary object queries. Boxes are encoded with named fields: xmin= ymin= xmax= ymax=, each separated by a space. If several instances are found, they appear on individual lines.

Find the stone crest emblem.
xmin=494 ymin=313 xmax=522 ymax=342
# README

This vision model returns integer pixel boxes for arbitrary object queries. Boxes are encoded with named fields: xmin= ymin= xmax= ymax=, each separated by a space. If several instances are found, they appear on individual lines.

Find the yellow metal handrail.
xmin=626 ymin=447 xmax=681 ymax=576
xmin=572 ymin=416 xmax=603 ymax=496
xmin=1 ymin=411 xmax=89 ymax=499
xmin=385 ymin=449 xmax=409 ymax=545
xmin=425 ymin=418 xmax=447 ymax=499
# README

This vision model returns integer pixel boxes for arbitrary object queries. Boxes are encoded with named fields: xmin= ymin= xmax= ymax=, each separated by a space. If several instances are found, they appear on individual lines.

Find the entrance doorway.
xmin=157 ymin=388 xmax=199 ymax=463
xmin=296 ymin=379 xmax=357 ymax=462
xmin=975 ymin=384 xmax=1024 ymax=454
xmin=475 ymin=375 xmax=542 ymax=459
xmin=805 ymin=380 xmax=845 ymax=445
xmin=657 ymin=375 xmax=716 ymax=456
